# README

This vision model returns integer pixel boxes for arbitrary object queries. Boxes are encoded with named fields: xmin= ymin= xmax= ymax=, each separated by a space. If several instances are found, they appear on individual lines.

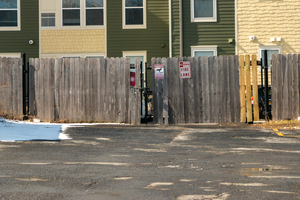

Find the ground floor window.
xmin=0 ymin=53 xmax=21 ymax=58
xmin=259 ymin=45 xmax=281 ymax=67
xmin=191 ymin=45 xmax=217 ymax=57
xmin=123 ymin=51 xmax=147 ymax=87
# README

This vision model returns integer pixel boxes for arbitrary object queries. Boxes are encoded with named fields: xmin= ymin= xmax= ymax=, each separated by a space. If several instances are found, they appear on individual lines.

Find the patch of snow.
xmin=0 ymin=117 xmax=71 ymax=142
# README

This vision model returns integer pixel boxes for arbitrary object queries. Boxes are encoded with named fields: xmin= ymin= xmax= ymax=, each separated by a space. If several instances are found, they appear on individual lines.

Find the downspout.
xmin=180 ymin=0 xmax=183 ymax=57
xmin=169 ymin=0 xmax=172 ymax=57
xmin=235 ymin=0 xmax=238 ymax=55
xmin=39 ymin=0 xmax=41 ymax=58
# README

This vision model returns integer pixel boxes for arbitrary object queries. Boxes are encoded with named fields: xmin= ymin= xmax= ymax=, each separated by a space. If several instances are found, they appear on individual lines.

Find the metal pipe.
xmin=22 ymin=53 xmax=26 ymax=116
xmin=264 ymin=50 xmax=269 ymax=118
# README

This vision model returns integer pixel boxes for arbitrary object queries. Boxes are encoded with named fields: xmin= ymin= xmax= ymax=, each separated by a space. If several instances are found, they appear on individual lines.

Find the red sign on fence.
xmin=154 ymin=64 xmax=164 ymax=79
xmin=179 ymin=61 xmax=191 ymax=79
xmin=130 ymin=72 xmax=135 ymax=86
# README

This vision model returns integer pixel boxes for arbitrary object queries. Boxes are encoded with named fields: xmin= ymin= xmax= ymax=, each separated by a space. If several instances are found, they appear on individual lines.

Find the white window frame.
xmin=41 ymin=13 xmax=56 ymax=28
xmin=0 ymin=0 xmax=21 ymax=31
xmin=62 ymin=0 xmax=81 ymax=27
xmin=84 ymin=0 xmax=104 ymax=26
xmin=191 ymin=0 xmax=217 ymax=23
xmin=41 ymin=53 xmax=105 ymax=58
xmin=191 ymin=45 xmax=217 ymax=57
xmin=122 ymin=0 xmax=146 ymax=29
xmin=0 ymin=53 xmax=21 ymax=58
xmin=258 ymin=44 xmax=282 ymax=67
xmin=123 ymin=51 xmax=147 ymax=87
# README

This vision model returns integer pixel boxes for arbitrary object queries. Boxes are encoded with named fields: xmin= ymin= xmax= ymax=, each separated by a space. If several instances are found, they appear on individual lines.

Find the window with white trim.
xmin=62 ymin=0 xmax=80 ymax=26
xmin=123 ymin=0 xmax=146 ymax=29
xmin=191 ymin=0 xmax=216 ymax=22
xmin=0 ymin=0 xmax=19 ymax=29
xmin=0 ymin=53 xmax=21 ymax=58
xmin=191 ymin=46 xmax=217 ymax=57
xmin=123 ymin=51 xmax=147 ymax=87
xmin=41 ymin=13 xmax=55 ymax=27
xmin=86 ymin=0 xmax=103 ymax=26
xmin=259 ymin=45 xmax=281 ymax=67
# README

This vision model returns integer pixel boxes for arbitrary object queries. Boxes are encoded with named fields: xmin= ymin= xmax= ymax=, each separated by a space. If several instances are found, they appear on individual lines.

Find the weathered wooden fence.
xmin=152 ymin=56 xmax=240 ymax=124
xmin=0 ymin=57 xmax=23 ymax=119
xmin=29 ymin=57 xmax=141 ymax=124
xmin=271 ymin=54 xmax=300 ymax=120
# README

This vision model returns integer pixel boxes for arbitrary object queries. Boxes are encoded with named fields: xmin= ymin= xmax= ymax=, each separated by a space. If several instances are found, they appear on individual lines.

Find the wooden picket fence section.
xmin=152 ymin=56 xmax=241 ymax=124
xmin=271 ymin=54 xmax=300 ymax=120
xmin=239 ymin=55 xmax=259 ymax=123
xmin=29 ymin=57 xmax=141 ymax=124
xmin=0 ymin=57 xmax=23 ymax=119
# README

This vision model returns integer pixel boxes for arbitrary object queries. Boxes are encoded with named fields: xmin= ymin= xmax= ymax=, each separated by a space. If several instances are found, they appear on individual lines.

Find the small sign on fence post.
xmin=179 ymin=61 xmax=191 ymax=79
xmin=154 ymin=64 xmax=164 ymax=79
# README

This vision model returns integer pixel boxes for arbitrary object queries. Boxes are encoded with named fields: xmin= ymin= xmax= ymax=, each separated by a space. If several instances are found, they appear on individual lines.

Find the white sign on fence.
xmin=154 ymin=64 xmax=164 ymax=79
xmin=179 ymin=61 xmax=191 ymax=79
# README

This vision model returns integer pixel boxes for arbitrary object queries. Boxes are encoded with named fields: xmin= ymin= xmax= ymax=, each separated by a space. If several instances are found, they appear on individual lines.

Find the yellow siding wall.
xmin=237 ymin=0 xmax=300 ymax=55
xmin=41 ymin=30 xmax=105 ymax=53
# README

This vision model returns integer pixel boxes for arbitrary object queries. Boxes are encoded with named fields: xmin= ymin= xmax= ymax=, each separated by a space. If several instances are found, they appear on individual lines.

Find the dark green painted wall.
xmin=0 ymin=0 xmax=39 ymax=61
xmin=171 ymin=0 xmax=180 ymax=57
xmin=107 ymin=0 xmax=169 ymax=63
xmin=182 ymin=0 xmax=235 ymax=56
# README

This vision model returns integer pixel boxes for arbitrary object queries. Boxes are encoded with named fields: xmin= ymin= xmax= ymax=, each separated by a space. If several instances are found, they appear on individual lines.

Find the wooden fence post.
xmin=239 ymin=55 xmax=246 ymax=122
xmin=245 ymin=55 xmax=252 ymax=122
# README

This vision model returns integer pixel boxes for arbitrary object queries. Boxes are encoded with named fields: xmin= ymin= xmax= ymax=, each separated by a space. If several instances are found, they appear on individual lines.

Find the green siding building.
xmin=107 ymin=0 xmax=235 ymax=62
xmin=107 ymin=0 xmax=170 ymax=64
xmin=0 ymin=0 xmax=39 ymax=61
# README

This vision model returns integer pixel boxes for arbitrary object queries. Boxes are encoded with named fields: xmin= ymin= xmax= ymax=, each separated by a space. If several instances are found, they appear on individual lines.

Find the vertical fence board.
xmin=234 ymin=56 xmax=241 ymax=122
xmin=34 ymin=59 xmax=40 ymax=117
xmin=228 ymin=56 xmax=235 ymax=122
xmin=245 ymin=55 xmax=252 ymax=122
xmin=239 ymin=55 xmax=246 ymax=122
xmin=292 ymin=54 xmax=299 ymax=119
xmin=193 ymin=56 xmax=200 ymax=123
xmin=172 ymin=57 xmax=180 ymax=124
xmin=271 ymin=54 xmax=277 ymax=120
xmin=167 ymin=58 xmax=175 ymax=124
xmin=157 ymin=58 xmax=164 ymax=124
xmin=202 ymin=57 xmax=209 ymax=122
xmin=124 ymin=58 xmax=130 ymax=123
xmin=252 ymin=55 xmax=259 ymax=121
xmin=12 ymin=58 xmax=18 ymax=117
xmin=134 ymin=57 xmax=141 ymax=125
xmin=188 ymin=57 xmax=195 ymax=123
xmin=282 ymin=55 xmax=289 ymax=119
xmin=277 ymin=54 xmax=283 ymax=120
xmin=162 ymin=58 xmax=169 ymax=125
xmin=298 ymin=54 xmax=300 ymax=117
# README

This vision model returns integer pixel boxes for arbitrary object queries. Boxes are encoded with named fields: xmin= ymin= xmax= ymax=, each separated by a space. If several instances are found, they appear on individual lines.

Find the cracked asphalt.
xmin=0 ymin=124 xmax=300 ymax=200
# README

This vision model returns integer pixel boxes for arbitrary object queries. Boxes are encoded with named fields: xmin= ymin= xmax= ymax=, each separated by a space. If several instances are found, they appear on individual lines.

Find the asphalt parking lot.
xmin=0 ymin=124 xmax=300 ymax=200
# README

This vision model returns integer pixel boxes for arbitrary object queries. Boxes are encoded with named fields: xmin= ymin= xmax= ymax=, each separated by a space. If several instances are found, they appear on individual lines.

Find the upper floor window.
xmin=0 ymin=0 xmax=20 ymax=30
xmin=123 ymin=0 xmax=146 ymax=29
xmin=86 ymin=0 xmax=103 ymax=26
xmin=62 ymin=0 xmax=80 ymax=26
xmin=41 ymin=13 xmax=55 ymax=27
xmin=191 ymin=0 xmax=217 ymax=22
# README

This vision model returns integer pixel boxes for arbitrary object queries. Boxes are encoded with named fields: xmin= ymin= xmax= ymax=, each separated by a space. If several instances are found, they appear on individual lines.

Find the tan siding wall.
xmin=238 ymin=0 xmax=300 ymax=55
xmin=41 ymin=30 xmax=105 ymax=53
